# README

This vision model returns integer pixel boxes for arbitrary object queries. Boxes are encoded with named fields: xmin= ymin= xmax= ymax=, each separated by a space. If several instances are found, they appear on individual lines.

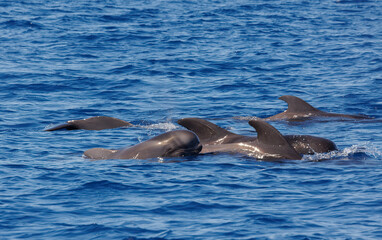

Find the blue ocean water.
xmin=1 ymin=0 xmax=382 ymax=239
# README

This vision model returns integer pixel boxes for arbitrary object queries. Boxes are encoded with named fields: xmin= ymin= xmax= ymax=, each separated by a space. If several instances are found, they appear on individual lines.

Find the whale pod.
xmin=178 ymin=117 xmax=337 ymax=156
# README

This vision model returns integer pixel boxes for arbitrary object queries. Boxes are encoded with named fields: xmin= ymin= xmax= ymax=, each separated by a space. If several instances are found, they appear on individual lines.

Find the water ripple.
xmin=1 ymin=0 xmax=382 ymax=239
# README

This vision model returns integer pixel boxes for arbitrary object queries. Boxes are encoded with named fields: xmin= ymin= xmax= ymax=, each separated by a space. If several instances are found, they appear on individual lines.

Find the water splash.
xmin=140 ymin=122 xmax=178 ymax=131
xmin=232 ymin=116 xmax=262 ymax=121
xmin=303 ymin=142 xmax=382 ymax=161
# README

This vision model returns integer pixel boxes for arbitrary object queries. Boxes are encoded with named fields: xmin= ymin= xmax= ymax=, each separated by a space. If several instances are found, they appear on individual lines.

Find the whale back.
xmin=284 ymin=135 xmax=337 ymax=154
xmin=45 ymin=116 xmax=132 ymax=131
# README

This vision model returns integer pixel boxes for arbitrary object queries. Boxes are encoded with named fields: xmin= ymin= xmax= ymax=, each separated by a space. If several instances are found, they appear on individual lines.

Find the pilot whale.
xmin=45 ymin=116 xmax=132 ymax=131
xmin=263 ymin=95 xmax=371 ymax=121
xmin=83 ymin=130 xmax=202 ymax=160
xmin=177 ymin=118 xmax=337 ymax=155
xmin=180 ymin=118 xmax=302 ymax=160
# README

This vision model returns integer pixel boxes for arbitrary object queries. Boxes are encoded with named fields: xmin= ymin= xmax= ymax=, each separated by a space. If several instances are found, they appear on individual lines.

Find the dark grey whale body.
xmin=203 ymin=119 xmax=303 ymax=160
xmin=84 ymin=130 xmax=202 ymax=160
xmin=177 ymin=118 xmax=337 ymax=157
xmin=45 ymin=116 xmax=132 ymax=131
xmin=179 ymin=118 xmax=302 ymax=160
xmin=263 ymin=95 xmax=371 ymax=121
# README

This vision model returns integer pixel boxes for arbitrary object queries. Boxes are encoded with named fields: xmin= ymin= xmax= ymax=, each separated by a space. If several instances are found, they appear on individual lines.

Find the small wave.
xmin=245 ymin=213 xmax=290 ymax=225
xmin=76 ymin=180 xmax=131 ymax=191
xmin=303 ymin=143 xmax=381 ymax=161
xmin=1 ymin=163 xmax=31 ymax=169
xmin=161 ymin=200 xmax=242 ymax=212
xmin=342 ymin=144 xmax=381 ymax=158
xmin=109 ymin=64 xmax=136 ymax=74
xmin=1 ymin=19 xmax=43 ymax=29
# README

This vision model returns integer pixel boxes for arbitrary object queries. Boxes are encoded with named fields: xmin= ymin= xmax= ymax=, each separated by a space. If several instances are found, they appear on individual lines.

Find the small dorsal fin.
xmin=177 ymin=118 xmax=241 ymax=145
xmin=248 ymin=119 xmax=302 ymax=160
xmin=279 ymin=95 xmax=318 ymax=113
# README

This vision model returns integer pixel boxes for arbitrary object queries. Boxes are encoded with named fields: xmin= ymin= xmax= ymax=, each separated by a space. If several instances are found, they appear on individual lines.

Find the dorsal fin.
xmin=248 ymin=119 xmax=289 ymax=145
xmin=248 ymin=119 xmax=302 ymax=159
xmin=279 ymin=95 xmax=318 ymax=113
xmin=177 ymin=118 xmax=243 ymax=145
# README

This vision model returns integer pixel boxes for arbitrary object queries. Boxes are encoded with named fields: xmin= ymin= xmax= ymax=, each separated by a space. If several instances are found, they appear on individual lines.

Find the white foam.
xmin=303 ymin=142 xmax=382 ymax=161
xmin=140 ymin=122 xmax=178 ymax=131
xmin=233 ymin=116 xmax=261 ymax=121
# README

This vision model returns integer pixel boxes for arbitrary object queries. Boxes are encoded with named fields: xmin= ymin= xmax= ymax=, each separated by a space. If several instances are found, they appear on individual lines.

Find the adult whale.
xmin=180 ymin=118 xmax=302 ymax=160
xmin=177 ymin=118 xmax=337 ymax=155
xmin=83 ymin=130 xmax=202 ymax=160
xmin=45 ymin=116 xmax=132 ymax=131
xmin=263 ymin=95 xmax=371 ymax=121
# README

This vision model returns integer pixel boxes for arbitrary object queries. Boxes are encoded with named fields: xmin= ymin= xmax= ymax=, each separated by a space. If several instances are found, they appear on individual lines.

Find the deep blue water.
xmin=1 ymin=0 xmax=382 ymax=239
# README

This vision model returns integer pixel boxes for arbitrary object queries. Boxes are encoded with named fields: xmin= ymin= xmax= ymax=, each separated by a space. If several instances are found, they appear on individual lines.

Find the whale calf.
xmin=83 ymin=130 xmax=202 ymax=160
xmin=45 ymin=116 xmax=132 ymax=131
xmin=263 ymin=95 xmax=371 ymax=121
xmin=178 ymin=118 xmax=337 ymax=155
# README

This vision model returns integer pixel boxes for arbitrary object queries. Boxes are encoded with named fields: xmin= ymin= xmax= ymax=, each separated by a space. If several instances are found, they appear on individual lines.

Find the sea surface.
xmin=1 ymin=0 xmax=382 ymax=239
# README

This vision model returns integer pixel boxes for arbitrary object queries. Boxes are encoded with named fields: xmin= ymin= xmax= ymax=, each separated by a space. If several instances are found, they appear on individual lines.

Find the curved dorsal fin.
xmin=248 ymin=119 xmax=302 ymax=160
xmin=248 ymin=119 xmax=289 ymax=145
xmin=177 ymin=118 xmax=242 ymax=145
xmin=279 ymin=95 xmax=318 ymax=113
